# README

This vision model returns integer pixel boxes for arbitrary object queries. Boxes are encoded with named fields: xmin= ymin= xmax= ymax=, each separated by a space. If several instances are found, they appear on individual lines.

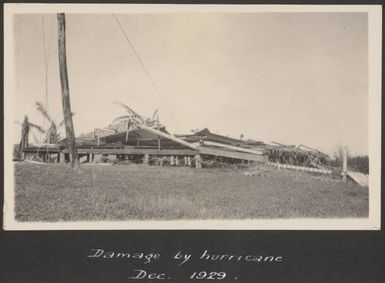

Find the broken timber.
xmin=196 ymin=140 xmax=264 ymax=155
xmin=139 ymin=125 xmax=198 ymax=150
xmin=140 ymin=125 xmax=266 ymax=162
xmin=22 ymin=127 xmax=266 ymax=166
xmin=199 ymin=147 xmax=267 ymax=162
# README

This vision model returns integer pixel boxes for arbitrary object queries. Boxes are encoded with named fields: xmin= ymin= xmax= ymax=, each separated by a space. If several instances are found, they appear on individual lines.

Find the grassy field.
xmin=13 ymin=162 xmax=368 ymax=221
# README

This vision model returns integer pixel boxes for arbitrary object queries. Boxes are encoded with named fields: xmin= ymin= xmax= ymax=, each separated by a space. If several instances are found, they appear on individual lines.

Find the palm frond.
xmin=35 ymin=102 xmax=53 ymax=123
xmin=112 ymin=115 xmax=132 ymax=123
xmin=27 ymin=122 xmax=46 ymax=134
xmin=57 ymin=120 xmax=65 ymax=129
xmin=113 ymin=101 xmax=144 ymax=122
xmin=151 ymin=109 xmax=159 ymax=121
xmin=113 ymin=101 xmax=136 ymax=114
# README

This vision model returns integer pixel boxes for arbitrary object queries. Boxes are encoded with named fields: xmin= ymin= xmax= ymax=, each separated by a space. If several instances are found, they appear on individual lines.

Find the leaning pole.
xmin=57 ymin=13 xmax=80 ymax=171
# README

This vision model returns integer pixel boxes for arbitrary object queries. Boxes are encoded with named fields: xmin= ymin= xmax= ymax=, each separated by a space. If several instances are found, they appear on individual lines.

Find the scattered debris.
xmin=18 ymin=103 xmax=367 ymax=186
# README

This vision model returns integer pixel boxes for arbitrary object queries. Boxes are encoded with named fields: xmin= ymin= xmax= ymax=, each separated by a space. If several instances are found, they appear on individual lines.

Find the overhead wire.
xmin=40 ymin=15 xmax=49 ymax=142
xmin=46 ymin=15 xmax=57 ymax=66
xmin=112 ymin=14 xmax=181 ymax=131
xmin=41 ymin=15 xmax=49 ymax=113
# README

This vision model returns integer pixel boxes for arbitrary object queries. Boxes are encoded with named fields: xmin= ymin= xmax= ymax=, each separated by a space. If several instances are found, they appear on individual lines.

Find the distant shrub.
xmin=330 ymin=155 xmax=369 ymax=174
xmin=348 ymin=156 xmax=369 ymax=174
xmin=330 ymin=145 xmax=369 ymax=174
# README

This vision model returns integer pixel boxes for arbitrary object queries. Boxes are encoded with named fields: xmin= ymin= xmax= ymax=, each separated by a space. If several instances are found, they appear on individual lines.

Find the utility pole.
xmin=57 ymin=13 xmax=80 ymax=171
xmin=342 ymin=146 xmax=348 ymax=182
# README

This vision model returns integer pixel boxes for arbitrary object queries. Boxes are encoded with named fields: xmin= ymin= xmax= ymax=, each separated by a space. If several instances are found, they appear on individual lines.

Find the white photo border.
xmin=3 ymin=4 xmax=382 ymax=230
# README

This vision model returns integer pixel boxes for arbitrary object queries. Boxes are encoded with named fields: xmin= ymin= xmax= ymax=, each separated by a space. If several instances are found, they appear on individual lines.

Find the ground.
xmin=13 ymin=162 xmax=368 ymax=221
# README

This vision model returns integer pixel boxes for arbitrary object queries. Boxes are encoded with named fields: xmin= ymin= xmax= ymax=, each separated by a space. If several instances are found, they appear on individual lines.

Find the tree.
xmin=331 ymin=144 xmax=351 ymax=167
xmin=111 ymin=102 xmax=161 ymax=142
xmin=57 ymin=13 xmax=80 ymax=171
xmin=348 ymin=155 xmax=369 ymax=174
xmin=330 ymin=144 xmax=369 ymax=174
xmin=35 ymin=102 xmax=68 ymax=144
xmin=16 ymin=102 xmax=74 ymax=146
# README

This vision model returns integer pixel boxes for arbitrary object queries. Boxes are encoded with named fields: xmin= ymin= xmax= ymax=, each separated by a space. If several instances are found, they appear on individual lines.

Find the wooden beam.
xmin=194 ymin=154 xmax=202 ymax=168
xmin=342 ymin=146 xmax=348 ymax=182
xmin=197 ymin=141 xmax=264 ymax=155
xmin=19 ymin=115 xmax=29 ymax=159
xmin=143 ymin=153 xmax=150 ymax=165
xmin=140 ymin=125 xmax=198 ymax=150
xmin=267 ymin=162 xmax=332 ymax=174
xmin=61 ymin=148 xmax=197 ymax=156
xmin=199 ymin=147 xmax=267 ymax=162
xmin=23 ymin=148 xmax=61 ymax=154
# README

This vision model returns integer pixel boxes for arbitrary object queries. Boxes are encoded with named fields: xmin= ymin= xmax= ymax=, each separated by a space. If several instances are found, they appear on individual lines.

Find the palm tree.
xmin=113 ymin=102 xmax=159 ymax=125
xmin=35 ymin=101 xmax=66 ymax=144
xmin=112 ymin=102 xmax=160 ymax=141
xmin=15 ymin=116 xmax=45 ymax=146
xmin=112 ymin=101 xmax=145 ymax=127
xmin=16 ymin=102 xmax=73 ymax=145
xmin=36 ymin=102 xmax=64 ymax=144
xmin=15 ymin=113 xmax=57 ymax=160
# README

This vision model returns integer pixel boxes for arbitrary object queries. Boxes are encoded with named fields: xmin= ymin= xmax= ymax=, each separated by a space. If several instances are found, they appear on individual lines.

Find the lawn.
xmin=13 ymin=162 xmax=368 ymax=221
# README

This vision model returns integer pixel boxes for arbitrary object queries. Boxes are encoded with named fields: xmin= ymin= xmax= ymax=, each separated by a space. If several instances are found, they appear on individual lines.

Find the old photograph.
xmin=3 ymin=4 xmax=382 ymax=230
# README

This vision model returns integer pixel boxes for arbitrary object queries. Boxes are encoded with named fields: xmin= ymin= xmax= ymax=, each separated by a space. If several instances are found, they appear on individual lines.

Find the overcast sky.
xmin=13 ymin=12 xmax=368 ymax=155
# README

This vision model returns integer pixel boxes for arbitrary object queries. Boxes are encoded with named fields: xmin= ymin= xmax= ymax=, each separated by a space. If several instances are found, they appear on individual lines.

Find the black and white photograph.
xmin=3 ymin=4 xmax=381 ymax=230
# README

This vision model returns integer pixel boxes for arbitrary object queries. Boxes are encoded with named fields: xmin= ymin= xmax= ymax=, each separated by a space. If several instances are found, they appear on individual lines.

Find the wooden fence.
xmin=267 ymin=161 xmax=332 ymax=175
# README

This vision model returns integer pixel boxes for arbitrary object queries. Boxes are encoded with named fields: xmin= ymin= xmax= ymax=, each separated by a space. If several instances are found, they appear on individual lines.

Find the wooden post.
xmin=57 ymin=13 xmax=80 ymax=171
xmin=195 ymin=154 xmax=202 ymax=169
xmin=19 ymin=115 xmax=29 ymax=160
xmin=126 ymin=120 xmax=129 ymax=142
xmin=170 ymin=156 xmax=175 ymax=166
xmin=187 ymin=156 xmax=192 ymax=166
xmin=157 ymin=115 xmax=161 ymax=150
xmin=342 ymin=146 xmax=348 ymax=182
xmin=93 ymin=154 xmax=101 ymax=163
xmin=143 ymin=154 xmax=150 ymax=165
xmin=175 ymin=156 xmax=179 ymax=166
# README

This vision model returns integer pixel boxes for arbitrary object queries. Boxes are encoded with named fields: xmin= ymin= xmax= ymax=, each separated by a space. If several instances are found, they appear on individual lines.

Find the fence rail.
xmin=267 ymin=161 xmax=332 ymax=175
